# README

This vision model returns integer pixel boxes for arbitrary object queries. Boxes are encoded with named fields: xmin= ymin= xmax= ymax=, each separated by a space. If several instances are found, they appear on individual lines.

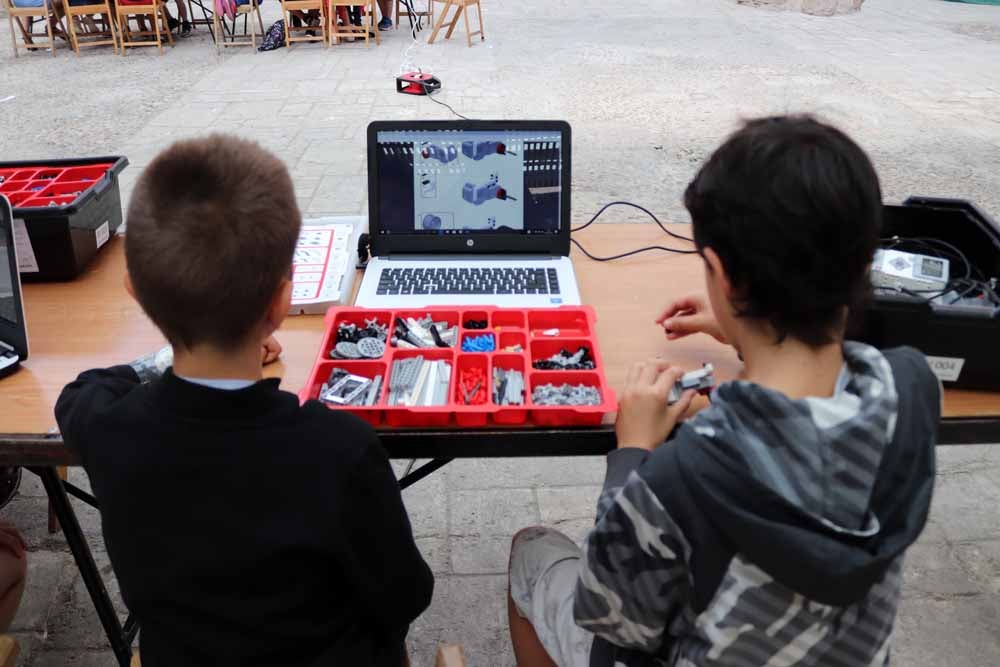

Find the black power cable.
xmin=571 ymin=200 xmax=696 ymax=261
xmin=572 ymin=200 xmax=693 ymax=242
xmin=425 ymin=91 xmax=470 ymax=120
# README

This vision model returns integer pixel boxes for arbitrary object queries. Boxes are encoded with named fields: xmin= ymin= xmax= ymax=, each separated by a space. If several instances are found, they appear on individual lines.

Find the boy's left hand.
xmin=262 ymin=336 xmax=282 ymax=365
xmin=616 ymin=360 xmax=695 ymax=451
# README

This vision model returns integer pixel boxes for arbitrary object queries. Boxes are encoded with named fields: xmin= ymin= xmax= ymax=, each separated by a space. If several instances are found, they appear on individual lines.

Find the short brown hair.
xmin=125 ymin=134 xmax=301 ymax=349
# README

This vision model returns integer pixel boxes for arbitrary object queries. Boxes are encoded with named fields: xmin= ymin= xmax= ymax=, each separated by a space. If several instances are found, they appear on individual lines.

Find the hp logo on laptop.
xmin=466 ymin=239 xmax=474 ymax=247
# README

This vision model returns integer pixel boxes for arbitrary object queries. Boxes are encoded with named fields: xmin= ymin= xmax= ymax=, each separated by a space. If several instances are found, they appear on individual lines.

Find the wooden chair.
xmin=427 ymin=0 xmax=481 ymax=48
xmin=62 ymin=0 xmax=118 ymax=54
xmin=3 ymin=0 xmax=60 ymax=57
xmin=211 ymin=0 xmax=264 ymax=52
xmin=115 ymin=0 xmax=174 ymax=54
xmin=131 ymin=643 xmax=466 ymax=666
xmin=327 ymin=0 xmax=379 ymax=47
xmin=0 ymin=637 xmax=18 ymax=667
xmin=395 ymin=0 xmax=431 ymax=31
xmin=280 ymin=0 xmax=326 ymax=47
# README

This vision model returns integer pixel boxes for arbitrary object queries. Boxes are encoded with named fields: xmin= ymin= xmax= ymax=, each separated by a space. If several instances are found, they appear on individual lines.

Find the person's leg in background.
xmin=0 ymin=521 xmax=27 ymax=632
xmin=174 ymin=0 xmax=191 ymax=34
xmin=377 ymin=0 xmax=391 ymax=31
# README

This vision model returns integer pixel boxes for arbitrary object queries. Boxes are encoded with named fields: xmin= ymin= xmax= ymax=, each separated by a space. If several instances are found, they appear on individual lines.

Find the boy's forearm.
xmin=595 ymin=448 xmax=649 ymax=519
xmin=55 ymin=365 xmax=143 ymax=446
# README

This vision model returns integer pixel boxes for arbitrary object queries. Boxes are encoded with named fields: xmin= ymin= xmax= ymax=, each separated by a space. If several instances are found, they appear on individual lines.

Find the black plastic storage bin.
xmin=0 ymin=156 xmax=128 ymax=282
xmin=848 ymin=197 xmax=1000 ymax=391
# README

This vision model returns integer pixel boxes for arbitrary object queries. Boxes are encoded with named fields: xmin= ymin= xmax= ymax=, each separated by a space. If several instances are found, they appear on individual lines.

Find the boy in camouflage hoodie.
xmin=508 ymin=115 xmax=939 ymax=667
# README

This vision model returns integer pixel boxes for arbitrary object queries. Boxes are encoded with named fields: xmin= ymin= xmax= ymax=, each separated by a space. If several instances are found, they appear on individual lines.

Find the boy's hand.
xmin=615 ymin=360 xmax=696 ymax=451
xmin=656 ymin=294 xmax=727 ymax=344
xmin=262 ymin=336 xmax=282 ymax=365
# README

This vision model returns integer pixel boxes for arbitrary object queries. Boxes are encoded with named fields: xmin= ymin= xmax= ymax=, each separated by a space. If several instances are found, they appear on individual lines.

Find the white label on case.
xmin=926 ymin=355 xmax=965 ymax=383
xmin=95 ymin=221 xmax=110 ymax=249
xmin=11 ymin=218 xmax=39 ymax=273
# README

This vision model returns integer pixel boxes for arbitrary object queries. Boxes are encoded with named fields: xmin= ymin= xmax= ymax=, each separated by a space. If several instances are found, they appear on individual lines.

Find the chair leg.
xmin=254 ymin=4 xmax=263 ymax=48
xmin=462 ymin=1 xmax=470 ymax=47
xmin=153 ymin=9 xmax=162 ymax=53
xmin=213 ymin=11 xmax=221 ymax=52
xmin=7 ymin=15 xmax=19 ymax=58
xmin=46 ymin=6 xmax=55 ymax=55
xmin=68 ymin=12 xmax=81 ymax=54
xmin=444 ymin=3 xmax=461 ymax=39
xmin=282 ymin=4 xmax=289 ymax=47
xmin=427 ymin=0 xmax=449 ymax=43
xmin=475 ymin=0 xmax=482 ymax=40
xmin=364 ymin=0 xmax=370 ymax=47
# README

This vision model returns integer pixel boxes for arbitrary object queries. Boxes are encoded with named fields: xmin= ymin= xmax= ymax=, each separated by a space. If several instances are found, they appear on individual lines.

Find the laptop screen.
xmin=374 ymin=128 xmax=564 ymax=237
xmin=0 ymin=216 xmax=16 ymax=327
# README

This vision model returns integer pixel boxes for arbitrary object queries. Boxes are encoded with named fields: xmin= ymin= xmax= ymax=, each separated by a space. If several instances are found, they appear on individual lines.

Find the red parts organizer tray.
xmin=0 ymin=156 xmax=128 ymax=281
xmin=300 ymin=306 xmax=617 ymax=428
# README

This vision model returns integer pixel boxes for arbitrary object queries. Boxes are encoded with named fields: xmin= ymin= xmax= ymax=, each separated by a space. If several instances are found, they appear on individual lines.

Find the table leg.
xmin=398 ymin=457 xmax=453 ymax=490
xmin=32 ymin=467 xmax=133 ymax=667
xmin=46 ymin=466 xmax=67 ymax=534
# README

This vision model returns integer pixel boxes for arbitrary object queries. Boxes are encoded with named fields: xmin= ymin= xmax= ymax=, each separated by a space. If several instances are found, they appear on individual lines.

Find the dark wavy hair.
xmin=684 ymin=115 xmax=882 ymax=347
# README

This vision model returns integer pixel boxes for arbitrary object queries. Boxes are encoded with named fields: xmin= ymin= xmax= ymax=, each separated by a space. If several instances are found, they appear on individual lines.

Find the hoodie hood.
xmin=675 ymin=343 xmax=937 ymax=606
xmin=699 ymin=342 xmax=897 ymax=535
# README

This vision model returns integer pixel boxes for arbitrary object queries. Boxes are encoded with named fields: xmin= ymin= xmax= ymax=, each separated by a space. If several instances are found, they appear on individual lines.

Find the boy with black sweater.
xmin=508 ymin=116 xmax=939 ymax=667
xmin=56 ymin=135 xmax=433 ymax=667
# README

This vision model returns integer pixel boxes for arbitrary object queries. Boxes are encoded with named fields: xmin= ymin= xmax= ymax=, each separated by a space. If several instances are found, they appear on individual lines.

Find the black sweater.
xmin=55 ymin=366 xmax=433 ymax=667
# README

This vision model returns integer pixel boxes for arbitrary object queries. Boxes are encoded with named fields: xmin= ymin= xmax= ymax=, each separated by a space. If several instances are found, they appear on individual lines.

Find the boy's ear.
xmin=702 ymin=247 xmax=735 ymax=300
xmin=264 ymin=278 xmax=292 ymax=335
xmin=123 ymin=272 xmax=136 ymax=300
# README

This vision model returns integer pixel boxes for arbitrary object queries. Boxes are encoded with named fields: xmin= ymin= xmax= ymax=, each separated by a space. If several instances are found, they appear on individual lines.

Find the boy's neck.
xmin=737 ymin=330 xmax=845 ymax=400
xmin=172 ymin=339 xmax=263 ymax=382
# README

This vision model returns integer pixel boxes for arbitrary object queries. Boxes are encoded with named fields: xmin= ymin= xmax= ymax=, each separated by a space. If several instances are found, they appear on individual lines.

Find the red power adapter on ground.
xmin=396 ymin=71 xmax=442 ymax=96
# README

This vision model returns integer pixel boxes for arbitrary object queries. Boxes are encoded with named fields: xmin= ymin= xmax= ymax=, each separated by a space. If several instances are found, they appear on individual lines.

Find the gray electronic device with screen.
xmin=871 ymin=248 xmax=950 ymax=293
xmin=0 ymin=196 xmax=28 ymax=379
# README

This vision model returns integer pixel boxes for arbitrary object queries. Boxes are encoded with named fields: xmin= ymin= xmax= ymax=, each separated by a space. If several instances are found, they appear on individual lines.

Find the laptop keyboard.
xmin=377 ymin=267 xmax=561 ymax=296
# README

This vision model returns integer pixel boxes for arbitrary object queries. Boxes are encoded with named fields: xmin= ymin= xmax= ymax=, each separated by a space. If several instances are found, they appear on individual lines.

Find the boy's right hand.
xmin=656 ymin=294 xmax=727 ymax=344
xmin=615 ymin=360 xmax=696 ymax=451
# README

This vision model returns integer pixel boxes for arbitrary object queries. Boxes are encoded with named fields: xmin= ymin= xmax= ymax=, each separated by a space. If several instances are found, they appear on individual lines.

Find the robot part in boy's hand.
xmin=668 ymin=364 xmax=715 ymax=405
xmin=129 ymin=345 xmax=175 ymax=383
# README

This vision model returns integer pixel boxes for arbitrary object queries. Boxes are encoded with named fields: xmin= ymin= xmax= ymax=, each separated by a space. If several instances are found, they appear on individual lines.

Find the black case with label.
xmin=848 ymin=197 xmax=1000 ymax=390
xmin=1 ymin=156 xmax=128 ymax=282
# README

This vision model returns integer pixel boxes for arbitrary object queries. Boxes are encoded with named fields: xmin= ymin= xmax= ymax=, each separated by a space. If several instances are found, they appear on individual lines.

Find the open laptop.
xmin=0 ymin=196 xmax=28 ymax=379
xmin=355 ymin=120 xmax=581 ymax=308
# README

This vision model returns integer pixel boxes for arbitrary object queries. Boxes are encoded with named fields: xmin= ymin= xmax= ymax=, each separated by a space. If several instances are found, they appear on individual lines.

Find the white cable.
xmin=397 ymin=0 xmax=427 ymax=74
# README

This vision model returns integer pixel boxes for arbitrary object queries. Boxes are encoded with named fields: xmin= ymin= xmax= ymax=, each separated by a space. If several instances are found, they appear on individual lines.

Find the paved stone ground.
xmin=2 ymin=0 xmax=1000 ymax=665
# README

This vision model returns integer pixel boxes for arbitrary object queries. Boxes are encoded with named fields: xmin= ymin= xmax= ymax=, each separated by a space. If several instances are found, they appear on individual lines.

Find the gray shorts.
xmin=509 ymin=527 xmax=593 ymax=667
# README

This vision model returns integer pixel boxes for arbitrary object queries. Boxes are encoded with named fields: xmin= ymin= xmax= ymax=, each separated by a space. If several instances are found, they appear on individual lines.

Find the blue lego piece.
xmin=461 ymin=334 xmax=496 ymax=352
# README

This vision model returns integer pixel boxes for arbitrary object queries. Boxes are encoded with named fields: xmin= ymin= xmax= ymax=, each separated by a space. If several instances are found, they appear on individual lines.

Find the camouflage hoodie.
xmin=574 ymin=343 xmax=939 ymax=667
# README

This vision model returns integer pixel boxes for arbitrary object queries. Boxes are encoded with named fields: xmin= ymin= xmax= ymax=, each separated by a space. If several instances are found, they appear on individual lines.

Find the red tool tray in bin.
xmin=0 ymin=162 xmax=116 ymax=209
xmin=299 ymin=306 xmax=617 ymax=428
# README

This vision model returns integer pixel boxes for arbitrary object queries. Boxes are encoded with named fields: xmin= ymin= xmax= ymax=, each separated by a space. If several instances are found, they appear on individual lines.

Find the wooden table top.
xmin=4 ymin=223 xmax=1000 ymax=435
